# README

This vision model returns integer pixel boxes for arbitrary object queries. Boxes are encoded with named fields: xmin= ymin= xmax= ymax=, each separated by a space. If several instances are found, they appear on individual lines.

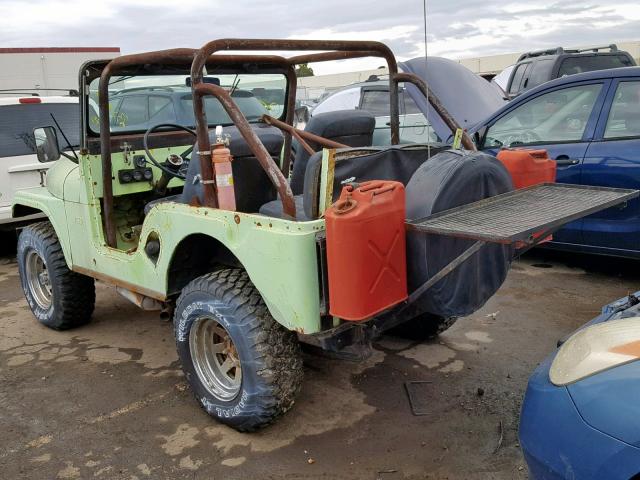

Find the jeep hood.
xmin=400 ymin=57 xmax=506 ymax=142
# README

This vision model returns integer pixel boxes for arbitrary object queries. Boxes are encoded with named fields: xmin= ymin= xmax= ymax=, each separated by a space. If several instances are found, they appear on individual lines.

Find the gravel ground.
xmin=1 ymin=243 xmax=637 ymax=480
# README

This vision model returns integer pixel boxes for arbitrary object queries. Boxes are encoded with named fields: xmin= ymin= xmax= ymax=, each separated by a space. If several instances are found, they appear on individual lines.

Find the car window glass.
xmin=493 ymin=65 xmax=514 ymax=92
xmin=559 ymin=55 xmax=633 ymax=77
xmin=106 ymin=98 xmax=122 ymax=128
xmin=149 ymin=96 xmax=172 ymax=118
xmin=181 ymin=94 xmax=267 ymax=126
xmin=485 ymin=83 xmax=602 ymax=148
xmin=312 ymin=87 xmax=360 ymax=115
xmin=400 ymin=90 xmax=441 ymax=143
xmin=604 ymin=81 xmax=640 ymax=139
xmin=89 ymin=74 xmax=285 ymax=134
xmin=115 ymin=95 xmax=148 ymax=127
xmin=509 ymin=63 xmax=528 ymax=94
xmin=526 ymin=59 xmax=554 ymax=90
xmin=360 ymin=90 xmax=389 ymax=116
xmin=402 ymin=90 xmax=422 ymax=115
xmin=0 ymin=103 xmax=80 ymax=158
xmin=520 ymin=63 xmax=533 ymax=90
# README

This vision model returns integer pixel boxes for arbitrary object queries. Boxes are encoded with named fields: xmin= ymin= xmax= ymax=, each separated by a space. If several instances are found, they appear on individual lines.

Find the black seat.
xmin=289 ymin=110 xmax=375 ymax=195
xmin=259 ymin=144 xmax=449 ymax=220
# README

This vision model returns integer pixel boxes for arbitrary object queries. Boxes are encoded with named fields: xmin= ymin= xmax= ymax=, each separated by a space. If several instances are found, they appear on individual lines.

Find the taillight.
xmin=19 ymin=97 xmax=41 ymax=104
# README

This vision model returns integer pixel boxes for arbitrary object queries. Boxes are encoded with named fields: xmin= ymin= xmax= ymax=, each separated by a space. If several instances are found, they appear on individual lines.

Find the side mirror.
xmin=34 ymin=127 xmax=60 ymax=163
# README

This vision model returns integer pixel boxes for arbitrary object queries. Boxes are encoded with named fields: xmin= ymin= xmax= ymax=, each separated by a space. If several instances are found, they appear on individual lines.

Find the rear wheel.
xmin=389 ymin=313 xmax=457 ymax=341
xmin=17 ymin=222 xmax=95 ymax=330
xmin=174 ymin=269 xmax=303 ymax=431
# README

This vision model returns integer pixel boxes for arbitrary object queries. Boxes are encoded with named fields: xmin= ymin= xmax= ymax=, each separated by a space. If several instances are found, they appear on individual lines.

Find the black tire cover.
xmin=405 ymin=150 xmax=514 ymax=318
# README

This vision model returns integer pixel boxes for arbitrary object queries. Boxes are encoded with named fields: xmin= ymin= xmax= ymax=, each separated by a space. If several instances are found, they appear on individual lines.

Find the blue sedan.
xmin=520 ymin=292 xmax=640 ymax=479
xmin=471 ymin=67 xmax=640 ymax=258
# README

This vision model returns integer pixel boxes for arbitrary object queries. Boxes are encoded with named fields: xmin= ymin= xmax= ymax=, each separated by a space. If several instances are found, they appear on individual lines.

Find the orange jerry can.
xmin=325 ymin=181 xmax=408 ymax=321
xmin=496 ymin=148 xmax=556 ymax=188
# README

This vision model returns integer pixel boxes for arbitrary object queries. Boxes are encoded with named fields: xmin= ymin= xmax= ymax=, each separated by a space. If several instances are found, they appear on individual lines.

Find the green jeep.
xmin=12 ymin=39 xmax=637 ymax=431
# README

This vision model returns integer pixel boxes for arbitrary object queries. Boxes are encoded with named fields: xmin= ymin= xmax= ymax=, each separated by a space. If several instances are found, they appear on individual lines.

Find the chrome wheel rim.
xmin=189 ymin=317 xmax=241 ymax=401
xmin=25 ymin=249 xmax=52 ymax=310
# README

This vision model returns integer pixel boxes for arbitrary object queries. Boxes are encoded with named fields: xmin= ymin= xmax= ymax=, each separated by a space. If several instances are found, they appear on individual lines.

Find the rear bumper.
xmin=520 ymin=355 xmax=640 ymax=480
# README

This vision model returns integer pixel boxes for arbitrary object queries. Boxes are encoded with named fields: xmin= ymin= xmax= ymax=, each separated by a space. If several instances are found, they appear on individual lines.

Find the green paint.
xmin=13 ymin=147 xmax=326 ymax=334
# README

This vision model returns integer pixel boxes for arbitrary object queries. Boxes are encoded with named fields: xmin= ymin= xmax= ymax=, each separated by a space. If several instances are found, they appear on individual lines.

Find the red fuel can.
xmin=325 ymin=181 xmax=408 ymax=321
xmin=496 ymin=148 xmax=557 ymax=188
xmin=497 ymin=148 xmax=557 ymax=245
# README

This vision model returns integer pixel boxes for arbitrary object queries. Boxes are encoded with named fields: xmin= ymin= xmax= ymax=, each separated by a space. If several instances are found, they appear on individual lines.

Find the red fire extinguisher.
xmin=211 ymin=125 xmax=236 ymax=211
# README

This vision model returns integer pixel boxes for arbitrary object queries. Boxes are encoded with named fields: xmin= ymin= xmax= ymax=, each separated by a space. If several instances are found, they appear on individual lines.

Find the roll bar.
xmin=96 ymin=39 xmax=470 ymax=247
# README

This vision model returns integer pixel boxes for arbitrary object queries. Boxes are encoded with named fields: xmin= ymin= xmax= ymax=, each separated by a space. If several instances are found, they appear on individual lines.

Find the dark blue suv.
xmin=473 ymin=66 xmax=640 ymax=258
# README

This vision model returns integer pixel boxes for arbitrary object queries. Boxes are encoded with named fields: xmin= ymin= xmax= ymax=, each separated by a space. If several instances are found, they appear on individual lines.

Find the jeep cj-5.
xmin=13 ymin=39 xmax=638 ymax=431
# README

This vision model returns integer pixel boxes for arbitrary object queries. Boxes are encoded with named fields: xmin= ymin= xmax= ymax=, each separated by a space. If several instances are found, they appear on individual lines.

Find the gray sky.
xmin=1 ymin=0 xmax=639 ymax=74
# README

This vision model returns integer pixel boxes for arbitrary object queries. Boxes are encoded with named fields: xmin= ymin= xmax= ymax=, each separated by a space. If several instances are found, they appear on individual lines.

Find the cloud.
xmin=0 ymin=0 xmax=639 ymax=74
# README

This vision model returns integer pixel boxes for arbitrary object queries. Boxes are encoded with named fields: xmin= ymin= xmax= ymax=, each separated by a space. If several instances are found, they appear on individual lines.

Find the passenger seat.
xmin=289 ymin=110 xmax=375 ymax=195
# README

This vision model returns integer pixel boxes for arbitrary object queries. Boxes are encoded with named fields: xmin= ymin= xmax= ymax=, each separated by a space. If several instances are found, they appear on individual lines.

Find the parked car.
xmin=311 ymin=76 xmax=438 ymax=144
xmin=505 ymin=44 xmax=635 ymax=99
xmin=310 ymin=57 xmax=506 ymax=145
xmin=520 ymin=291 xmax=640 ymax=479
xmin=470 ymin=66 xmax=640 ymax=258
xmin=0 ymin=95 xmax=79 ymax=227
xmin=105 ymin=85 xmax=270 ymax=132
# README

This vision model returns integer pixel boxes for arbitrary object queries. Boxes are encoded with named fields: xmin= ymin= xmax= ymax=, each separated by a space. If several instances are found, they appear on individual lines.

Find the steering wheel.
xmin=143 ymin=123 xmax=198 ymax=180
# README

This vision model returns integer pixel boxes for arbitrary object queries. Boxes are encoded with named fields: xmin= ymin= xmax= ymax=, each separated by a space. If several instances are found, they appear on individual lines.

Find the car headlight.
xmin=550 ymin=317 xmax=640 ymax=386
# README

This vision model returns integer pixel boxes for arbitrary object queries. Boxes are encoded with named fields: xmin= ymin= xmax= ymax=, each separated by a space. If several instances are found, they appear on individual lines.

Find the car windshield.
xmin=558 ymin=55 xmax=634 ymax=77
xmin=88 ymin=74 xmax=286 ymax=133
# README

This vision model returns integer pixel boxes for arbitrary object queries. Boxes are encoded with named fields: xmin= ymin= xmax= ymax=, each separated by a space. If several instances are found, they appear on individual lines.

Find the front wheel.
xmin=174 ymin=269 xmax=303 ymax=431
xmin=17 ymin=222 xmax=95 ymax=330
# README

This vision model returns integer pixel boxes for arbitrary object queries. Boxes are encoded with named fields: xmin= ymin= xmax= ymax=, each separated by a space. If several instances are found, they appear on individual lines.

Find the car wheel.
xmin=17 ymin=222 xmax=95 ymax=330
xmin=174 ymin=268 xmax=303 ymax=431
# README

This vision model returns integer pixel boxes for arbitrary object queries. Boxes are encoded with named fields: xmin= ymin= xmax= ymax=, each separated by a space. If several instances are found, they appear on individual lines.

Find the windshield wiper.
xmin=229 ymin=75 xmax=241 ymax=96
xmin=50 ymin=113 xmax=78 ymax=161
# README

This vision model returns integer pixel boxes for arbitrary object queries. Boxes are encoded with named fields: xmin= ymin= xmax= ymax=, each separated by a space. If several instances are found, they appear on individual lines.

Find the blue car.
xmin=471 ymin=67 xmax=640 ymax=258
xmin=520 ymin=292 xmax=640 ymax=479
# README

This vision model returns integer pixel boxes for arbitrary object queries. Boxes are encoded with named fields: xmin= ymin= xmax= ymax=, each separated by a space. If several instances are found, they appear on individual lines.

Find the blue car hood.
xmin=563 ymin=293 xmax=640 ymax=448
xmin=400 ymin=57 xmax=506 ymax=142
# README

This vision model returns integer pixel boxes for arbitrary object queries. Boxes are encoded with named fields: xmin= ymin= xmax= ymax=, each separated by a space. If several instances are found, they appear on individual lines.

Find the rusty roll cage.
xmin=98 ymin=39 xmax=473 ymax=248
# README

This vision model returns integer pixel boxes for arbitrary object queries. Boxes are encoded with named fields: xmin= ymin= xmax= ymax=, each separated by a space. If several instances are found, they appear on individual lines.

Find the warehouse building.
xmin=0 ymin=47 xmax=120 ymax=95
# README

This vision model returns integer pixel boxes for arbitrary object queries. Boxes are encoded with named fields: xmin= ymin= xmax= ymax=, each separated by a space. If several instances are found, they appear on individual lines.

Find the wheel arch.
xmin=166 ymin=233 xmax=241 ymax=297
xmin=13 ymin=199 xmax=74 ymax=268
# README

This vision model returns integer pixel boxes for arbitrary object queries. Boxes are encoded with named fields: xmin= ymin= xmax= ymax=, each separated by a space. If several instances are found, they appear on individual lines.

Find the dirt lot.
xmin=1 ymin=244 xmax=638 ymax=480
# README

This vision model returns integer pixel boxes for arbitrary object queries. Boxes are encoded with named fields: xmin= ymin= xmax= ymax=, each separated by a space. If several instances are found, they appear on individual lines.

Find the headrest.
xmin=306 ymin=110 xmax=375 ymax=138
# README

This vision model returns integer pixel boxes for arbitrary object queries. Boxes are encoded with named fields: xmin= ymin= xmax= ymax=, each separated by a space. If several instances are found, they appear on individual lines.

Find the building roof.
xmin=0 ymin=47 xmax=120 ymax=54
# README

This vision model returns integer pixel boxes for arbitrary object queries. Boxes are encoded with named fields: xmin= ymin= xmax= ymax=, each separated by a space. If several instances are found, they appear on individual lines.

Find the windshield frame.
xmin=81 ymin=58 xmax=291 ymax=143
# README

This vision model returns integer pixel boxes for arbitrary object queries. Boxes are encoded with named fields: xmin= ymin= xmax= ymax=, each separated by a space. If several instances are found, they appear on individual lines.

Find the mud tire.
xmin=174 ymin=269 xmax=303 ymax=431
xmin=17 ymin=221 xmax=95 ymax=330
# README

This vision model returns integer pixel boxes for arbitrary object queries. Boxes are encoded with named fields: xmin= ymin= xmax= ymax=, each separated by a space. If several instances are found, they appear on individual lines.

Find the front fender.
xmin=13 ymin=188 xmax=73 ymax=268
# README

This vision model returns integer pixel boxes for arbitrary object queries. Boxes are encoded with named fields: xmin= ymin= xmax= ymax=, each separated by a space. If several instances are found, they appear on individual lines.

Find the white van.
xmin=0 ymin=95 xmax=79 ymax=226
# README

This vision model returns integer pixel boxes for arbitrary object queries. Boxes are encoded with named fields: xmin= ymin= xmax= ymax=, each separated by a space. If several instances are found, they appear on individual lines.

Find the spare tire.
xmin=405 ymin=150 xmax=513 ymax=318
